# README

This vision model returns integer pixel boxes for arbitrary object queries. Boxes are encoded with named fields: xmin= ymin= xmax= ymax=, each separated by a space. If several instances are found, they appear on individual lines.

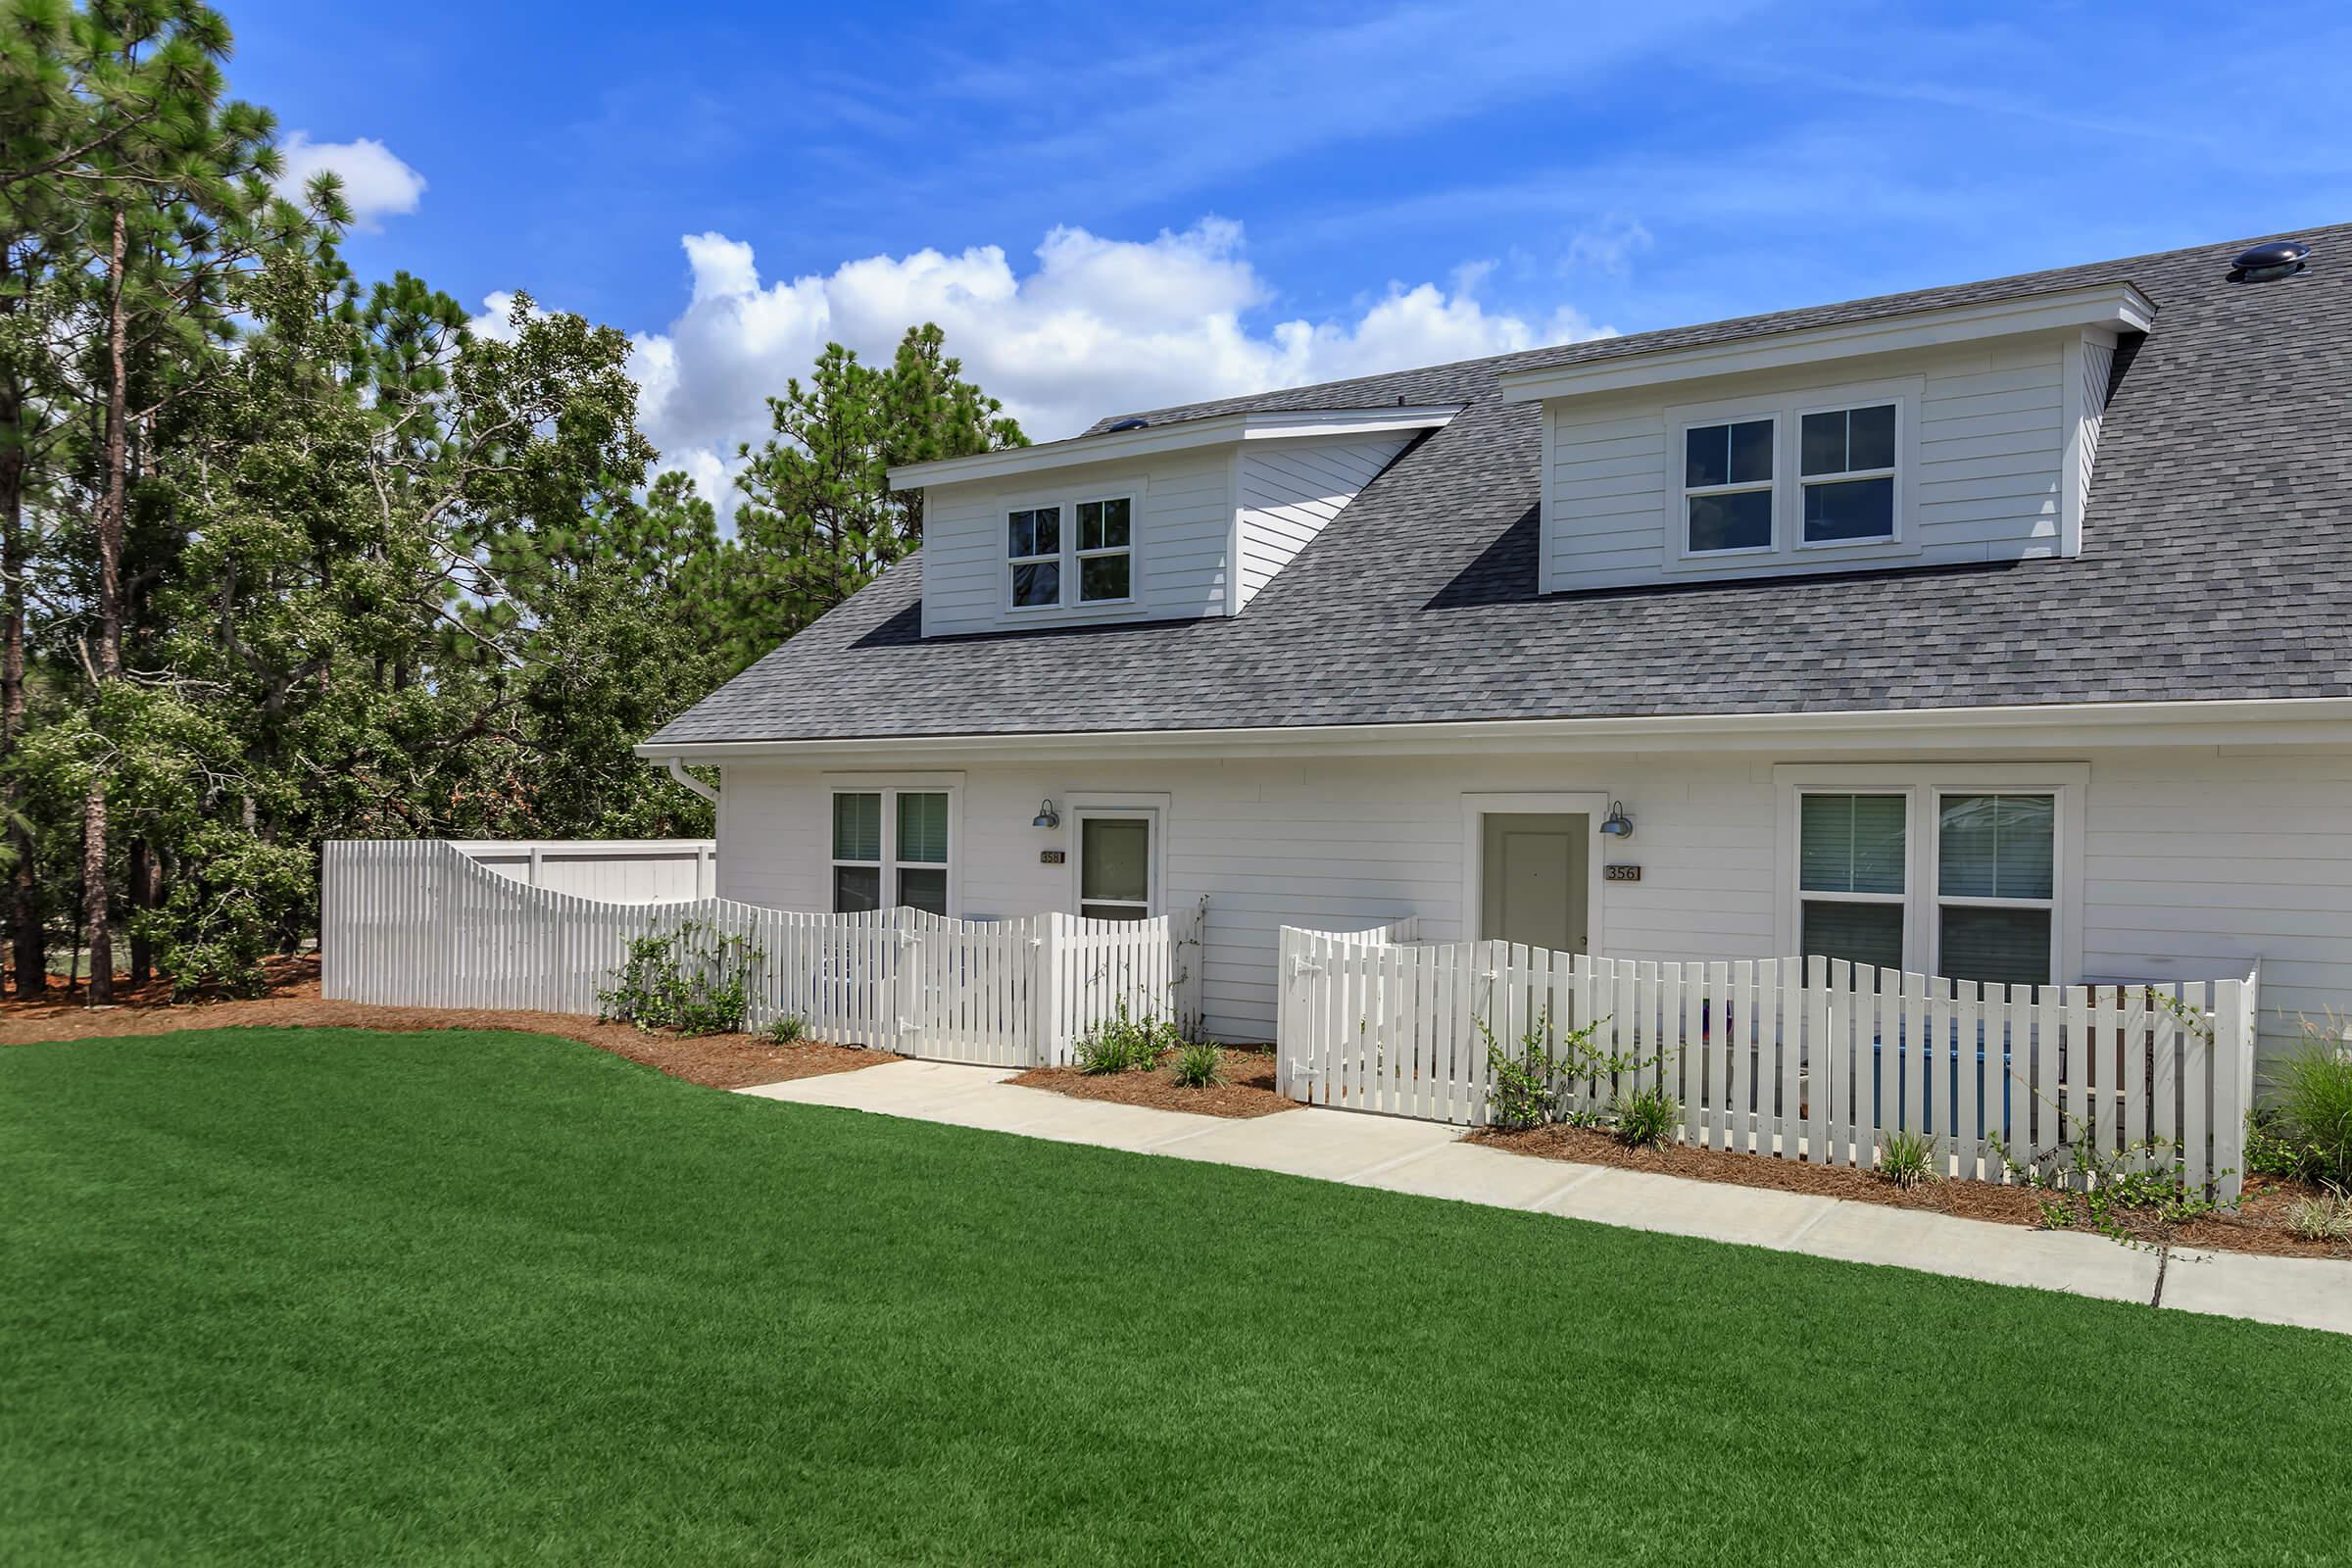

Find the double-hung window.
xmin=831 ymin=788 xmax=952 ymax=915
xmin=1683 ymin=417 xmax=1776 ymax=554
xmin=1007 ymin=506 xmax=1061 ymax=609
xmin=1796 ymin=793 xmax=1908 ymax=971
xmin=1798 ymin=402 xmax=1897 ymax=543
xmin=1783 ymin=769 xmax=2074 ymax=990
xmin=1006 ymin=495 xmax=1134 ymax=610
xmin=1934 ymin=793 xmax=2055 ymax=988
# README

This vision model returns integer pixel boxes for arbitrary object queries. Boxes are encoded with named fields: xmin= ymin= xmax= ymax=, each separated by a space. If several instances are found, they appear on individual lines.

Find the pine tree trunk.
xmin=83 ymin=205 xmax=129 ymax=1004
xmin=0 ymin=242 xmax=39 ymax=997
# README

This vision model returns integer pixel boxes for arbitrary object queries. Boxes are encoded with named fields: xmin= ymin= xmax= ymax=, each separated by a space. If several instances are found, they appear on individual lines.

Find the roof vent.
xmin=1103 ymin=416 xmax=1150 ymax=433
xmin=2230 ymin=239 xmax=2310 ymax=284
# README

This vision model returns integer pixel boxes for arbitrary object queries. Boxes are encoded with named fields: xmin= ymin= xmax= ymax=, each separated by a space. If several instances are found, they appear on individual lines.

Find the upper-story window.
xmin=1683 ymin=417 xmax=1775 ymax=554
xmin=1006 ymin=495 xmax=1134 ymax=611
xmin=1007 ymin=506 xmax=1061 ymax=608
xmin=1668 ymin=377 xmax=1918 ymax=567
xmin=1798 ymin=403 xmax=1897 ymax=543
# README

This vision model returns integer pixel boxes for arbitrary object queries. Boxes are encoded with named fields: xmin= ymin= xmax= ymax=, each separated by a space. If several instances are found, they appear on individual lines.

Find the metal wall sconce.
xmin=1598 ymin=801 xmax=1635 ymax=839
xmin=1031 ymin=799 xmax=1061 ymax=830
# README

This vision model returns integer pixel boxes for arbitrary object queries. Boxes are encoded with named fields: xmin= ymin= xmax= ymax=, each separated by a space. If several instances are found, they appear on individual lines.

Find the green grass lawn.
xmin=4 ymin=1028 xmax=2345 ymax=1567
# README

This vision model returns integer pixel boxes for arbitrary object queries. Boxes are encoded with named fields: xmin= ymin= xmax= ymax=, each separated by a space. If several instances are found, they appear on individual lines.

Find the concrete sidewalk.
xmin=740 ymin=1059 xmax=2352 ymax=1337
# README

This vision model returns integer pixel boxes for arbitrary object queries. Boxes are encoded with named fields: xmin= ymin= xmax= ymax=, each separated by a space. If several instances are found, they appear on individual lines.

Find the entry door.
xmin=1076 ymin=811 xmax=1154 ymax=921
xmin=1480 ymin=812 xmax=1589 ymax=953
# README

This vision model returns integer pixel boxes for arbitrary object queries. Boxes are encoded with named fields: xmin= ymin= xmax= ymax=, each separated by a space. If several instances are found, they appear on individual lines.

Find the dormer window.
xmin=1007 ymin=506 xmax=1062 ymax=608
xmin=1683 ymin=417 xmax=1776 ymax=554
xmin=1799 ymin=402 xmax=1897 ymax=543
xmin=1075 ymin=497 xmax=1132 ymax=602
xmin=1006 ymin=495 xmax=1136 ymax=611
xmin=1663 ymin=376 xmax=1920 ymax=571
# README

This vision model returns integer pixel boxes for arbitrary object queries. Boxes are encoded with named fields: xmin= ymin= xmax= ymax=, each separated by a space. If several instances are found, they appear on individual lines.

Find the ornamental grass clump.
xmin=1072 ymin=1004 xmax=1186 ymax=1075
xmin=2271 ymin=1019 xmax=2352 ymax=1187
xmin=1172 ymin=1041 xmax=1222 ymax=1089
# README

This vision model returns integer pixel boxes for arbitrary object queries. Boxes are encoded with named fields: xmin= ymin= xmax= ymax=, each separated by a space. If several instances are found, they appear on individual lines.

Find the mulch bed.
xmin=1008 ymin=1046 xmax=1296 ymax=1119
xmin=1471 ymin=1123 xmax=2351 ymax=1260
xmin=0 ymin=956 xmax=884 ymax=1092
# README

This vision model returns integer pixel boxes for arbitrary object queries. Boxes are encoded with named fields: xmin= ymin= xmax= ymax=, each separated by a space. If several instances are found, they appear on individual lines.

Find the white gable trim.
xmin=887 ymin=405 xmax=1461 ymax=489
xmin=1497 ymin=282 xmax=2155 ymax=405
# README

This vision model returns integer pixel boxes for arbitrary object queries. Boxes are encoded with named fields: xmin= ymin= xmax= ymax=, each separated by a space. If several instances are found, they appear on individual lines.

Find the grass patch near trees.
xmin=4 ymin=1028 xmax=2347 ymax=1566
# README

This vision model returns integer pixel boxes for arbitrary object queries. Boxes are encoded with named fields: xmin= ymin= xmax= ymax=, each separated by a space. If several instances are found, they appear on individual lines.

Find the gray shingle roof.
xmin=650 ymin=223 xmax=2352 ymax=748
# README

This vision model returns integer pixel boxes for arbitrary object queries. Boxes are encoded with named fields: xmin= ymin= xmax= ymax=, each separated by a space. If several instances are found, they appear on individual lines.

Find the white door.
xmin=1480 ymin=812 xmax=1589 ymax=954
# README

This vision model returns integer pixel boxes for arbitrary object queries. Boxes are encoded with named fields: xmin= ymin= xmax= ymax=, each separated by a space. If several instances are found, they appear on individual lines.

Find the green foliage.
xmin=1476 ymin=1008 xmax=1659 ymax=1134
xmin=2034 ymin=1196 xmax=2074 ymax=1231
xmin=1986 ymin=1098 xmax=2228 ymax=1249
xmin=2270 ymin=1026 xmax=2352 ymax=1187
xmin=0 ymin=5 xmax=1020 ymax=1000
xmin=1172 ymin=1040 xmax=1222 ymax=1089
xmin=1611 ymin=1085 xmax=1681 ymax=1149
xmin=1878 ymin=1130 xmax=1937 ymax=1189
xmin=2244 ymin=1108 xmax=2328 ymax=1184
xmin=2282 ymin=1184 xmax=2352 ymax=1244
xmin=766 ymin=1013 xmax=808 ymax=1047
xmin=596 ymin=921 xmax=760 ymax=1036
xmin=1071 ymin=1004 xmax=1183 ymax=1075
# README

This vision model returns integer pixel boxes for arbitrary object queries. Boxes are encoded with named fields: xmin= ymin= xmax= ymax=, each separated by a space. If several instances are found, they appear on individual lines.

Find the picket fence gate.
xmin=1277 ymin=925 xmax=2260 ymax=1200
xmin=321 ymin=840 xmax=1203 ymax=1067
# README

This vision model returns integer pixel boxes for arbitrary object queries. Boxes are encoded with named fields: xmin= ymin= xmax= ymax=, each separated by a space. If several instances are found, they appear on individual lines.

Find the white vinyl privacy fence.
xmin=452 ymin=839 xmax=715 ymax=903
xmin=1278 ymin=926 xmax=2261 ymax=1200
xmin=322 ymin=839 xmax=1203 ymax=1067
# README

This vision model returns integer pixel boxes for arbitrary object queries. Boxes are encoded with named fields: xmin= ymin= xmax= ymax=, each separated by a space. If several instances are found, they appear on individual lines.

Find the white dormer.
xmin=891 ymin=405 xmax=1457 ymax=637
xmin=1497 ymin=281 xmax=2153 ymax=594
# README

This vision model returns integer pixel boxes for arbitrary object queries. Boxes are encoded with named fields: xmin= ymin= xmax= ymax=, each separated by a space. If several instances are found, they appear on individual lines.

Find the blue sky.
xmin=225 ymin=0 xmax=2352 ymax=500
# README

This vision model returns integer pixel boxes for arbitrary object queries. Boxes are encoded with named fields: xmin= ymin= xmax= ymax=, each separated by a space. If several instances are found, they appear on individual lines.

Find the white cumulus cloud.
xmin=275 ymin=132 xmax=426 ymax=230
xmin=622 ymin=219 xmax=1611 ymax=521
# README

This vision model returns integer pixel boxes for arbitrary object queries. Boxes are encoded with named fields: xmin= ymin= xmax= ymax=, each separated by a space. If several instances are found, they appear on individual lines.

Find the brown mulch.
xmin=1471 ymin=1122 xmax=2352 ymax=1260
xmin=1007 ymin=1046 xmax=1297 ymax=1119
xmin=0 ymin=956 xmax=884 ymax=1092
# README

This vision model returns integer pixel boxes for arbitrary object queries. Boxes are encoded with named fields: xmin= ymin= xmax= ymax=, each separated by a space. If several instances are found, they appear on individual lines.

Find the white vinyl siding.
xmin=1234 ymin=433 xmax=1414 ymax=609
xmin=920 ymin=451 xmax=1231 ymax=635
xmin=718 ymin=741 xmax=2349 ymax=1067
xmin=1544 ymin=334 xmax=2091 ymax=591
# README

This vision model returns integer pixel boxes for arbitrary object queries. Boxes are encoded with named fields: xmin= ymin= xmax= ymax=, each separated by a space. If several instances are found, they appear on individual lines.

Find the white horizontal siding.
xmin=1234 ymin=434 xmax=1412 ymax=609
xmin=918 ymin=450 xmax=1234 ymax=636
xmin=1544 ymin=337 xmax=2081 ymax=592
xmin=717 ymin=741 xmax=2349 ymax=1068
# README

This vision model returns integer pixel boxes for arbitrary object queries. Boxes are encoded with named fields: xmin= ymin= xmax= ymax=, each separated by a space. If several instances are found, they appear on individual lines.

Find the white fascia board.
xmin=1496 ymin=283 xmax=2158 ymax=405
xmin=636 ymin=696 xmax=2352 ymax=765
xmin=885 ymin=405 xmax=1462 ymax=488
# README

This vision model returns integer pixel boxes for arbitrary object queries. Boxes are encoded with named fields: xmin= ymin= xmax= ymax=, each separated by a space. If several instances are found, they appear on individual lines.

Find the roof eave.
xmin=886 ymin=404 xmax=1464 ymax=489
xmin=1497 ymin=281 xmax=2158 ymax=405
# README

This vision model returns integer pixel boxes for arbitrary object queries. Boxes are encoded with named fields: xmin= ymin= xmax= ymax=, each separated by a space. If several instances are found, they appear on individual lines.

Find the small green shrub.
xmin=1172 ymin=1041 xmax=1222 ymax=1089
xmin=2034 ymin=1196 xmax=2074 ymax=1231
xmin=1611 ymin=1086 xmax=1680 ymax=1149
xmin=1476 ymin=1009 xmax=1642 ymax=1133
xmin=1879 ymin=1130 xmax=1937 ymax=1189
xmin=597 ymin=921 xmax=760 ymax=1035
xmin=2272 ymin=1027 xmax=2352 ymax=1186
xmin=767 ymin=1013 xmax=808 ymax=1047
xmin=2283 ymin=1184 xmax=2352 ymax=1244
xmin=2245 ymin=1108 xmax=2323 ymax=1182
xmin=1072 ymin=1004 xmax=1184 ymax=1075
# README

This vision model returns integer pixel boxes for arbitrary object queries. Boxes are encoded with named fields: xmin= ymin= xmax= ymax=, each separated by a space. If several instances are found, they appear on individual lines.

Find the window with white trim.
xmin=1797 ymin=793 xmax=1907 ymax=972
xmin=1787 ymin=777 xmax=2064 ymax=989
xmin=831 ymin=788 xmax=951 ymax=915
xmin=1683 ymin=416 xmax=1775 ymax=553
xmin=1007 ymin=506 xmax=1061 ymax=609
xmin=1934 ymin=792 xmax=2054 ymax=989
xmin=1799 ymin=402 xmax=1897 ymax=543
xmin=1006 ymin=495 xmax=1134 ymax=610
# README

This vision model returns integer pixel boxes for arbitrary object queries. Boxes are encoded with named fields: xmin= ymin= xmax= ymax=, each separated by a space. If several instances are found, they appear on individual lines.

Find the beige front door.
xmin=1479 ymin=812 xmax=1589 ymax=954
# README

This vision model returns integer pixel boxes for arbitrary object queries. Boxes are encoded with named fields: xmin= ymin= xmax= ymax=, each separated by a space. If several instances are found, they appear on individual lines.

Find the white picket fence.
xmin=321 ymin=839 xmax=1204 ymax=1067
xmin=1278 ymin=926 xmax=2261 ymax=1200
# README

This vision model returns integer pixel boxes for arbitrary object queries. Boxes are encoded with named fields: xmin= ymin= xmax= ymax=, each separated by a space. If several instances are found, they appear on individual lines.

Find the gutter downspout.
xmin=662 ymin=757 xmax=718 ymax=806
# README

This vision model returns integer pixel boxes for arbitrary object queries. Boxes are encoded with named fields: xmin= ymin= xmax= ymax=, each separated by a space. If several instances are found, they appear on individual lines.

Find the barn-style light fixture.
xmin=1598 ymin=801 xmax=1635 ymax=839
xmin=1031 ymin=799 xmax=1061 ymax=829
